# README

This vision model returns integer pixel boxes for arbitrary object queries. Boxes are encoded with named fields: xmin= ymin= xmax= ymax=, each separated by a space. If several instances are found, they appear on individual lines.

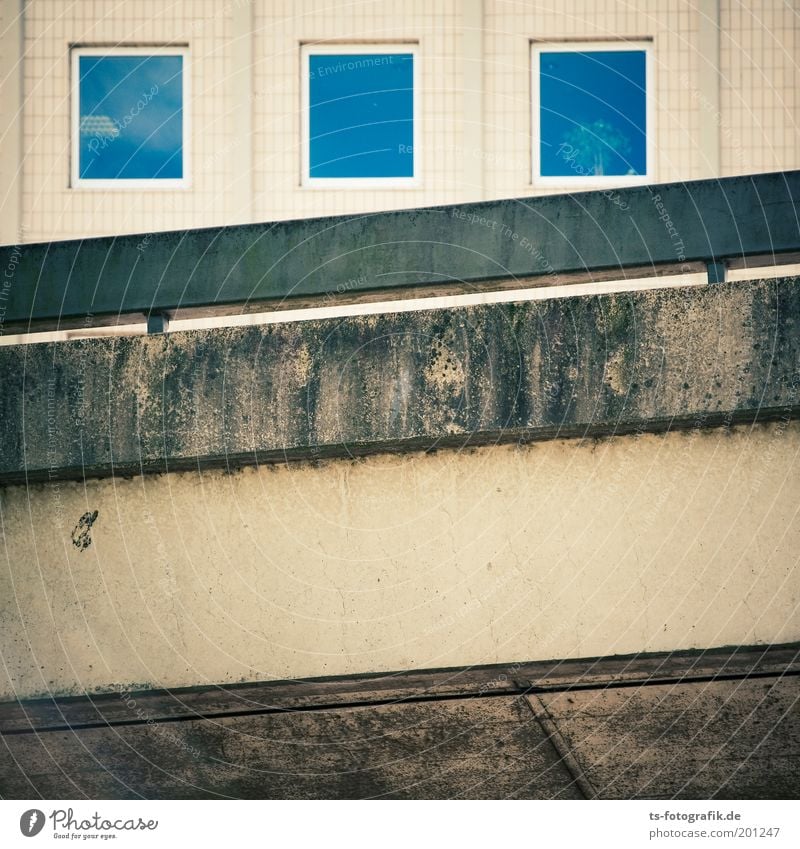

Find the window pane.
xmin=539 ymin=50 xmax=647 ymax=178
xmin=78 ymin=54 xmax=183 ymax=180
xmin=308 ymin=53 xmax=414 ymax=179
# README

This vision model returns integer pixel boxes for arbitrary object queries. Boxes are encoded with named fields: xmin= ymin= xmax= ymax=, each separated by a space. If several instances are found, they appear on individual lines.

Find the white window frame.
xmin=301 ymin=43 xmax=420 ymax=189
xmin=71 ymin=45 xmax=191 ymax=190
xmin=531 ymin=40 xmax=654 ymax=190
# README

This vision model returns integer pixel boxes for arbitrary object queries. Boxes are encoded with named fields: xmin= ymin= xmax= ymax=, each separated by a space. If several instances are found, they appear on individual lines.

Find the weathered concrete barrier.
xmin=1 ymin=170 xmax=798 ymax=333
xmin=1 ymin=277 xmax=798 ymax=484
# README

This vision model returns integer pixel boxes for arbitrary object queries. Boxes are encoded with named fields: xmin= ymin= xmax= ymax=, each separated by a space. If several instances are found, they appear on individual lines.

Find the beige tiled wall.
xmin=252 ymin=0 xmax=466 ymax=221
xmin=13 ymin=0 xmax=800 ymax=243
xmin=483 ymin=0 xmax=706 ymax=198
xmin=0 ymin=0 xmax=23 ymax=246
xmin=21 ymin=0 xmax=235 ymax=242
xmin=719 ymin=0 xmax=800 ymax=176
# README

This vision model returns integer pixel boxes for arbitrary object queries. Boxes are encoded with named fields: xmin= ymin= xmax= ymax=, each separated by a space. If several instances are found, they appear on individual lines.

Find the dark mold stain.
xmin=71 ymin=510 xmax=99 ymax=551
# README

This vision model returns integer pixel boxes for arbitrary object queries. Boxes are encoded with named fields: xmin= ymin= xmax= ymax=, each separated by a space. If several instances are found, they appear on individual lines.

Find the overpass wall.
xmin=1 ymin=278 xmax=798 ymax=699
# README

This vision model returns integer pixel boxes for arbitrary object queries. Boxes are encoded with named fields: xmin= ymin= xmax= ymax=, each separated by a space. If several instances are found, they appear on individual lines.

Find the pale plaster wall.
xmin=1 ymin=421 xmax=798 ymax=701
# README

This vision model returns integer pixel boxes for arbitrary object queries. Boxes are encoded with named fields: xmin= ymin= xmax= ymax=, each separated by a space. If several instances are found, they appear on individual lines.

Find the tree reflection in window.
xmin=538 ymin=49 xmax=647 ymax=179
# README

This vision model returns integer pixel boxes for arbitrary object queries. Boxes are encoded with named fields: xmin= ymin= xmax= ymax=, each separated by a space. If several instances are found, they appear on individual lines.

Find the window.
xmin=531 ymin=42 xmax=652 ymax=188
xmin=71 ymin=47 xmax=188 ymax=188
xmin=301 ymin=44 xmax=418 ymax=187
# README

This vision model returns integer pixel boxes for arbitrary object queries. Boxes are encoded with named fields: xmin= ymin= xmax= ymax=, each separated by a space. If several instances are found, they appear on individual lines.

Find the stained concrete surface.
xmin=1 ymin=671 xmax=796 ymax=799
xmin=1 ymin=423 xmax=798 ymax=700
xmin=1 ymin=277 xmax=798 ymax=483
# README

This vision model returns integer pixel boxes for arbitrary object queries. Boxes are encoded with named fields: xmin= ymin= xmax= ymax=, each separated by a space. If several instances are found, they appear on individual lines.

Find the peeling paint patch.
xmin=425 ymin=336 xmax=465 ymax=392
xmin=71 ymin=510 xmax=98 ymax=551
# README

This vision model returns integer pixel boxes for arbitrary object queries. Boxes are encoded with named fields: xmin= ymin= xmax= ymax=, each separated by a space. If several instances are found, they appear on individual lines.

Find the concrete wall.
xmin=1 ymin=420 xmax=798 ymax=701
xmin=1 ymin=275 xmax=799 ymax=701
xmin=9 ymin=1 xmax=800 ymax=242
xmin=3 ymin=276 xmax=799 ymax=481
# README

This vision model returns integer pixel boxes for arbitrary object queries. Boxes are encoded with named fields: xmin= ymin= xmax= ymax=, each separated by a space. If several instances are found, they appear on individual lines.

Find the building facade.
xmin=0 ymin=0 xmax=798 ymax=245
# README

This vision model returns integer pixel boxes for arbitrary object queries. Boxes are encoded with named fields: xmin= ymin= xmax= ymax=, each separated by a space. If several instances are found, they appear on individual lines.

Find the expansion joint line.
xmin=520 ymin=687 xmax=597 ymax=801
